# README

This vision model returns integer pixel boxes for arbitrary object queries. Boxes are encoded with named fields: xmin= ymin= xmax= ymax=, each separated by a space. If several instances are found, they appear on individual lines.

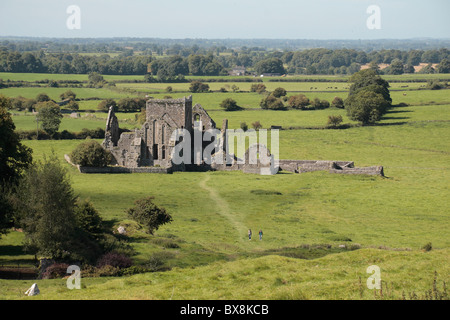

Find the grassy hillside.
xmin=0 ymin=72 xmax=448 ymax=300
xmin=1 ymin=249 xmax=448 ymax=299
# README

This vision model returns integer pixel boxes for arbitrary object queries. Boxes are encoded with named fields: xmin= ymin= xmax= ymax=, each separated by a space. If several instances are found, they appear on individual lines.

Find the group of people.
xmin=248 ymin=229 xmax=263 ymax=240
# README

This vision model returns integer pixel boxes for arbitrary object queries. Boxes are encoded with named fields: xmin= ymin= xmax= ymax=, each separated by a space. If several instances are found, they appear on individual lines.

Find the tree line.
xmin=1 ymin=46 xmax=449 ymax=77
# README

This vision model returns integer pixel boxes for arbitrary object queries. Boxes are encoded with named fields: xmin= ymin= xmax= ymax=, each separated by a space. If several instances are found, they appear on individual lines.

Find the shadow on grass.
xmin=380 ymin=116 xmax=410 ymax=121
xmin=373 ymin=121 xmax=408 ymax=127
xmin=244 ymin=244 xmax=360 ymax=261
xmin=0 ymin=245 xmax=26 ymax=256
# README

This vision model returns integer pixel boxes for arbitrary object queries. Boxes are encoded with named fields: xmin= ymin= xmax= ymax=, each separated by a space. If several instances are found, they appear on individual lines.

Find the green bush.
xmin=70 ymin=140 xmax=112 ymax=167
xmin=126 ymin=196 xmax=173 ymax=235
xmin=327 ymin=115 xmax=343 ymax=127
xmin=220 ymin=98 xmax=242 ymax=111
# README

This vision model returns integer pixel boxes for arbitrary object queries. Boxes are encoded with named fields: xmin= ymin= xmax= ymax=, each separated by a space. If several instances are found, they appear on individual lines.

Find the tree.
xmin=348 ymin=69 xmax=392 ymax=104
xmin=288 ymin=94 xmax=310 ymax=109
xmin=189 ymin=81 xmax=210 ymax=93
xmin=331 ymin=96 xmax=344 ymax=109
xmin=311 ymin=98 xmax=330 ymax=110
xmin=59 ymin=90 xmax=76 ymax=101
xmin=36 ymin=93 xmax=51 ymax=102
xmin=0 ymin=95 xmax=33 ymax=186
xmin=14 ymin=154 xmax=78 ymax=259
xmin=255 ymin=57 xmax=286 ymax=75
xmin=437 ymin=58 xmax=450 ymax=73
xmin=252 ymin=121 xmax=262 ymax=130
xmin=385 ymin=59 xmax=404 ymax=75
xmin=36 ymin=101 xmax=63 ymax=135
xmin=74 ymin=198 xmax=104 ymax=239
xmin=250 ymin=83 xmax=266 ymax=94
xmin=219 ymin=98 xmax=242 ymax=111
xmin=98 ymin=98 xmax=118 ymax=112
xmin=126 ymin=197 xmax=172 ymax=234
xmin=63 ymin=100 xmax=79 ymax=111
xmin=117 ymin=98 xmax=142 ymax=112
xmin=418 ymin=63 xmax=435 ymax=74
xmin=403 ymin=64 xmax=415 ymax=74
xmin=0 ymin=95 xmax=33 ymax=236
xmin=14 ymin=154 xmax=102 ymax=262
xmin=327 ymin=115 xmax=343 ymax=127
xmin=88 ymin=72 xmax=105 ymax=86
xmin=272 ymin=87 xmax=287 ymax=98
xmin=260 ymin=94 xmax=286 ymax=110
xmin=70 ymin=140 xmax=112 ymax=167
xmin=345 ymin=89 xmax=390 ymax=125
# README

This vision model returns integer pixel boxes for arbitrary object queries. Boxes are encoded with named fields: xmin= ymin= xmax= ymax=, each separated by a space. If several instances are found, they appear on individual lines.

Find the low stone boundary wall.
xmin=330 ymin=166 xmax=384 ymax=176
xmin=278 ymin=159 xmax=382 ymax=176
xmin=65 ymin=154 xmax=382 ymax=176
xmin=64 ymin=154 xmax=171 ymax=174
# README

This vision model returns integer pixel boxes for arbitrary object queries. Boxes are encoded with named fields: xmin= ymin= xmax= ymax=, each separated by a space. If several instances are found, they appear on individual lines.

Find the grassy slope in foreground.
xmin=0 ymin=248 xmax=448 ymax=300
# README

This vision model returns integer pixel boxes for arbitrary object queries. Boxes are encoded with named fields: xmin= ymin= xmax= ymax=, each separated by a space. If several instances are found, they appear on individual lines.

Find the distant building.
xmin=260 ymin=73 xmax=281 ymax=77
xmin=229 ymin=66 xmax=247 ymax=76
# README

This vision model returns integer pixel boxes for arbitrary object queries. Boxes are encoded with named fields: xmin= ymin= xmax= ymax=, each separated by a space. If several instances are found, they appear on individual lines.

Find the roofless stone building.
xmin=96 ymin=96 xmax=383 ymax=176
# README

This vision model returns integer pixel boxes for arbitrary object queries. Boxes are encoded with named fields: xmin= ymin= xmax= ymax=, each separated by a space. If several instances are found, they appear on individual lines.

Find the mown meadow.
xmin=0 ymin=72 xmax=449 ymax=299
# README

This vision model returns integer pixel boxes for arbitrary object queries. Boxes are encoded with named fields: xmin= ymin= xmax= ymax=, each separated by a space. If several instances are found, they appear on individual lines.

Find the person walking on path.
xmin=259 ymin=229 xmax=263 ymax=240
xmin=248 ymin=229 xmax=252 ymax=240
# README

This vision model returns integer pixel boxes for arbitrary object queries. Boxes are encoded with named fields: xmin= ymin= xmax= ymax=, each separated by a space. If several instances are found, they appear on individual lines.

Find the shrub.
xmin=126 ymin=196 xmax=173 ymax=235
xmin=327 ymin=115 xmax=343 ymax=127
xmin=98 ymin=233 xmax=135 ymax=257
xmin=97 ymin=98 xmax=117 ymax=112
xmin=219 ymin=98 xmax=242 ymax=111
xmin=426 ymin=80 xmax=446 ymax=90
xmin=74 ymin=198 xmax=104 ymax=239
xmin=146 ymin=251 xmax=175 ymax=272
xmin=250 ymin=83 xmax=266 ymax=94
xmin=189 ymin=81 xmax=209 ymax=93
xmin=252 ymin=121 xmax=262 ymax=130
xmin=260 ymin=94 xmax=286 ymax=110
xmin=311 ymin=98 xmax=330 ymax=110
xmin=59 ymin=90 xmax=76 ymax=101
xmin=117 ymin=97 xmax=144 ymax=112
xmin=70 ymin=140 xmax=112 ymax=167
xmin=63 ymin=100 xmax=79 ymax=111
xmin=240 ymin=122 xmax=248 ymax=131
xmin=41 ymin=263 xmax=69 ymax=279
xmin=288 ymin=94 xmax=310 ymax=109
xmin=36 ymin=93 xmax=51 ymax=102
xmin=96 ymin=265 xmax=121 ymax=277
xmin=96 ymin=251 xmax=133 ymax=269
xmin=151 ymin=237 xmax=180 ymax=249
xmin=331 ymin=96 xmax=344 ymax=108
xmin=272 ymin=87 xmax=287 ymax=98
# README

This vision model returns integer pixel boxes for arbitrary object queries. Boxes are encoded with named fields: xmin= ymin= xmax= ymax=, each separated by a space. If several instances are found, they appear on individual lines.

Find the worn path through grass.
xmin=198 ymin=174 xmax=248 ymax=245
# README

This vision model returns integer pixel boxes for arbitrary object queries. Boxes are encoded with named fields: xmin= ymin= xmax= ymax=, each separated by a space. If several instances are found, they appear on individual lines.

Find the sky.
xmin=0 ymin=0 xmax=449 ymax=39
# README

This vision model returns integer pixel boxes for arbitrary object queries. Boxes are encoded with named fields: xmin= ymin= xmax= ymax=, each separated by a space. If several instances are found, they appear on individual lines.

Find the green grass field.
xmin=0 ymin=72 xmax=449 ymax=300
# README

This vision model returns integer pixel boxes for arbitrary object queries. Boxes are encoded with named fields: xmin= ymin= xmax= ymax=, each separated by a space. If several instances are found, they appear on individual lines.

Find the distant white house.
xmin=229 ymin=66 xmax=247 ymax=76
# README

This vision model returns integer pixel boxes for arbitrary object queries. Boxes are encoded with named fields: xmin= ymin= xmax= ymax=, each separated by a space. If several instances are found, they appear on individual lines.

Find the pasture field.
xmin=0 ymin=72 xmax=449 ymax=300
xmin=0 ymin=87 xmax=134 ymax=100
xmin=2 ymin=72 xmax=449 ymax=83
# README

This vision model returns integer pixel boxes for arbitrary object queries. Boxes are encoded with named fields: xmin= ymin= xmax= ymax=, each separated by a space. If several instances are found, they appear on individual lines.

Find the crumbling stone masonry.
xmin=96 ymin=96 xmax=384 ymax=176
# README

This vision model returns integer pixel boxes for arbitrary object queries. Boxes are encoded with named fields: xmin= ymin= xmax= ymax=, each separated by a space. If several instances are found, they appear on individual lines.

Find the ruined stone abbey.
xmin=96 ymin=96 xmax=383 ymax=176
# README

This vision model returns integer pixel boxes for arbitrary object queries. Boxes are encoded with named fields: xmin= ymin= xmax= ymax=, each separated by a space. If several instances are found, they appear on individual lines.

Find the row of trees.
xmin=1 ymin=47 xmax=449 ymax=76
xmin=0 ymin=49 xmax=152 ymax=75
